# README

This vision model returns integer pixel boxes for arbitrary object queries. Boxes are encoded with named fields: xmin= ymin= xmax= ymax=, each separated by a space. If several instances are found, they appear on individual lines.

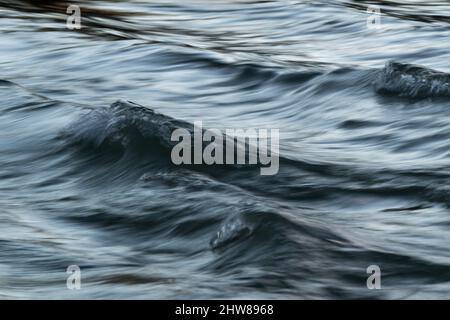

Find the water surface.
xmin=1 ymin=0 xmax=450 ymax=299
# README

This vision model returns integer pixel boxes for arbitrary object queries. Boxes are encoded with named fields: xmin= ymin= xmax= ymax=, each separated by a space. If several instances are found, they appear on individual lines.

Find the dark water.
xmin=1 ymin=0 xmax=450 ymax=299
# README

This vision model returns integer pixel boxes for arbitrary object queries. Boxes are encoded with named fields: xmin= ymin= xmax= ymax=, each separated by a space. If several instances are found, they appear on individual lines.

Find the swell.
xmin=63 ymin=98 xmax=373 ymax=176
xmin=157 ymin=55 xmax=450 ymax=100
xmin=62 ymin=100 xmax=356 ymax=251
xmin=62 ymin=97 xmax=450 ymax=215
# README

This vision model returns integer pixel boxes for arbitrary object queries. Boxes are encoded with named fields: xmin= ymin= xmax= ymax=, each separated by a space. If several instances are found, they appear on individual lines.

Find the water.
xmin=1 ymin=0 xmax=450 ymax=299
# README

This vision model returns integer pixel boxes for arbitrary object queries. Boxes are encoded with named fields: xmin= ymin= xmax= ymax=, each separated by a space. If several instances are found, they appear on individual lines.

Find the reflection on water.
xmin=1 ymin=0 xmax=450 ymax=299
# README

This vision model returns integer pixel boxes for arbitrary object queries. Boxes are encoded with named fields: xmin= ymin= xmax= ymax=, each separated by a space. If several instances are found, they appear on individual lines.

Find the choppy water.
xmin=1 ymin=0 xmax=450 ymax=299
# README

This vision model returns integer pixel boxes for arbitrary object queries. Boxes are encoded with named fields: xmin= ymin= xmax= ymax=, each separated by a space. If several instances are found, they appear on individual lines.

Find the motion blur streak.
xmin=1 ymin=0 xmax=450 ymax=299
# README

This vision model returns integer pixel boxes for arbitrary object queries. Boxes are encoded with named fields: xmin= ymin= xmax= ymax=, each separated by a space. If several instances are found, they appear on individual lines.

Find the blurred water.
xmin=1 ymin=0 xmax=450 ymax=299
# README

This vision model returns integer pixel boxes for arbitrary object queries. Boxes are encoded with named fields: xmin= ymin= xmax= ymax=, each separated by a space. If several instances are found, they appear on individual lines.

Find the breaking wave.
xmin=375 ymin=61 xmax=450 ymax=98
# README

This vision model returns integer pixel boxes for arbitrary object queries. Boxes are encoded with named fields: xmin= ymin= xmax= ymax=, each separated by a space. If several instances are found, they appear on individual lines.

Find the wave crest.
xmin=375 ymin=61 xmax=450 ymax=98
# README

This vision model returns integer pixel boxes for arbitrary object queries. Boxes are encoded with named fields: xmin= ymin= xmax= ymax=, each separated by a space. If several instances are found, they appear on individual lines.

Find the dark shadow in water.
xmin=2 ymin=0 xmax=137 ymax=17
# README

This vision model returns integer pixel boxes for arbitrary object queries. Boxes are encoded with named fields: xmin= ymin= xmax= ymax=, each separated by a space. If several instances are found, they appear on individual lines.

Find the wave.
xmin=374 ymin=61 xmax=450 ymax=98
xmin=64 ymin=100 xmax=282 ymax=174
